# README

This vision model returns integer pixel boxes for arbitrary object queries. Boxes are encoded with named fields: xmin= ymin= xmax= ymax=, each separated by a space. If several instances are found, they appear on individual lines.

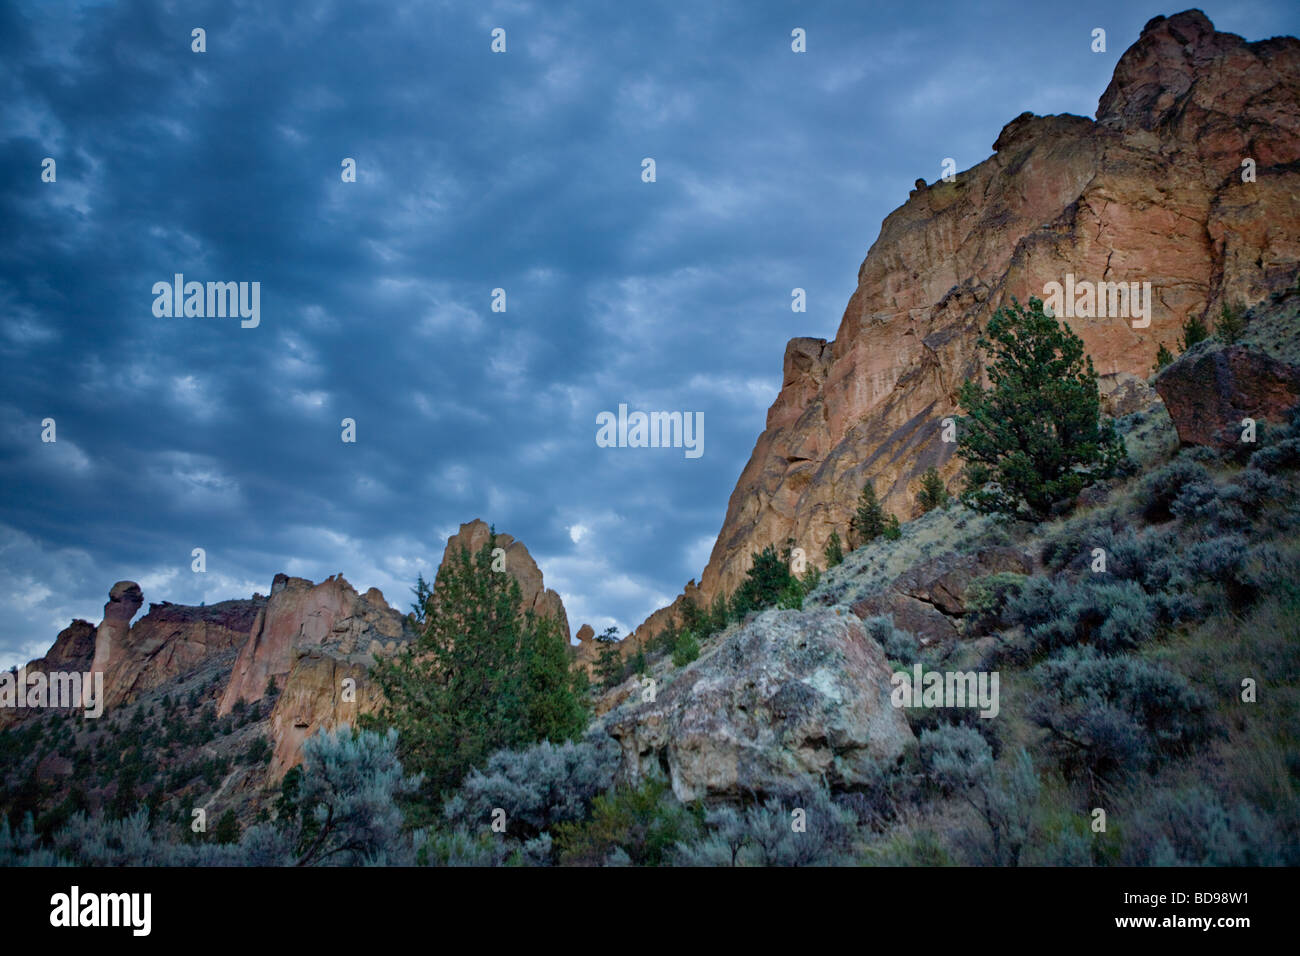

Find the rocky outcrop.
xmin=606 ymin=607 xmax=914 ymax=803
xmin=34 ymin=619 xmax=96 ymax=673
xmin=219 ymin=573 xmax=408 ymax=717
xmin=629 ymin=11 xmax=1300 ymax=648
xmin=268 ymin=651 xmax=385 ymax=779
xmin=99 ymin=598 xmax=266 ymax=708
xmin=1154 ymin=342 xmax=1300 ymax=447
xmin=851 ymin=546 xmax=1033 ymax=644
xmin=439 ymin=519 xmax=571 ymax=642
xmin=88 ymin=581 xmax=144 ymax=685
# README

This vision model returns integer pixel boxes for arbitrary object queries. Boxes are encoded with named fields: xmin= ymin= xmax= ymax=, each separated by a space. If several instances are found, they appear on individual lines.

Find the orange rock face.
xmin=438 ymin=519 xmax=571 ymax=642
xmin=218 ymin=573 xmax=408 ymax=716
xmin=633 ymin=11 xmax=1300 ymax=639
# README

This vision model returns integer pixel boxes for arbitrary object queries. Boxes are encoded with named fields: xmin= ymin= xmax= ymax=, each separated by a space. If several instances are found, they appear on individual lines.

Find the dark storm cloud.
xmin=2 ymin=0 xmax=1297 ymax=663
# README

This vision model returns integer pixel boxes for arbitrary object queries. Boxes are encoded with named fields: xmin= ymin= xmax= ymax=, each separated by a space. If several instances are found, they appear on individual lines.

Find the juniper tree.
xmin=1179 ymin=312 xmax=1209 ymax=351
xmin=370 ymin=531 xmax=588 ymax=802
xmin=1214 ymin=303 xmax=1245 ymax=344
xmin=956 ymin=296 xmax=1125 ymax=519
xmin=850 ymin=481 xmax=888 ymax=546
xmin=917 ymin=467 xmax=950 ymax=512
xmin=823 ymin=530 xmax=845 ymax=568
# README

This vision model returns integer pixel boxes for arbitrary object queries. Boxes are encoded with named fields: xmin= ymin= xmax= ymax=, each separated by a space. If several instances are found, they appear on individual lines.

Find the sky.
xmin=2 ymin=0 xmax=1298 ymax=667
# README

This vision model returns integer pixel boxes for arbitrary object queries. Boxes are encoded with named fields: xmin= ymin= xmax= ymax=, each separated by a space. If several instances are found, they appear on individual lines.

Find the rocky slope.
xmin=625 ymin=10 xmax=1300 ymax=652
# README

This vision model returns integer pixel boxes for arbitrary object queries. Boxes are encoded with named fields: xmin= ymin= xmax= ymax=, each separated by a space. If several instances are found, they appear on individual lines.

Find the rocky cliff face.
xmin=439 ymin=519 xmax=571 ymax=643
xmin=629 ymin=10 xmax=1300 ymax=647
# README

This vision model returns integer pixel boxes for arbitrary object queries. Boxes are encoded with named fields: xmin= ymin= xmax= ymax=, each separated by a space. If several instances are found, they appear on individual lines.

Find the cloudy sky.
xmin=2 ymin=0 xmax=1296 ymax=666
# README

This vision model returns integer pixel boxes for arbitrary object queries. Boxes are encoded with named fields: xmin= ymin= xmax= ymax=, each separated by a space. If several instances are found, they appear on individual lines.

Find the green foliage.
xmin=823 ymin=530 xmax=845 ymax=568
xmin=672 ymin=630 xmax=700 ymax=667
xmin=594 ymin=626 xmax=625 ymax=689
xmin=882 ymin=513 xmax=902 ymax=540
xmin=1152 ymin=343 xmax=1175 ymax=372
xmin=956 ymin=296 xmax=1125 ymax=518
xmin=552 ymin=777 xmax=700 ymax=866
xmin=850 ymin=481 xmax=888 ymax=546
xmin=917 ymin=467 xmax=950 ymax=512
xmin=213 ymin=808 xmax=240 ymax=845
xmin=731 ymin=544 xmax=793 ymax=617
xmin=1214 ymin=303 xmax=1245 ymax=344
xmin=1179 ymin=312 xmax=1210 ymax=351
xmin=369 ymin=531 xmax=588 ymax=801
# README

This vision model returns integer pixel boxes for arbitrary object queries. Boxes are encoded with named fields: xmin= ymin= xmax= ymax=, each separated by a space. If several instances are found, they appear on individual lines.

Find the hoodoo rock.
xmin=606 ymin=608 xmax=914 ymax=803
xmin=627 ymin=10 xmax=1300 ymax=650
xmin=439 ymin=519 xmax=571 ymax=642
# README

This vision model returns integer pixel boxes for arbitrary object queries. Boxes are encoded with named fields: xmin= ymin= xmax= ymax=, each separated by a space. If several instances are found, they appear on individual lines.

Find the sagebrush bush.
xmin=919 ymin=727 xmax=1039 ymax=865
xmin=1249 ymin=437 xmax=1300 ymax=473
xmin=1030 ymin=648 xmax=1213 ymax=785
xmin=862 ymin=615 xmax=920 ymax=665
xmin=1001 ymin=577 xmax=1159 ymax=658
xmin=442 ymin=737 xmax=619 ymax=842
xmin=1121 ymin=785 xmax=1285 ymax=866
xmin=1139 ymin=458 xmax=1211 ymax=522
xmin=674 ymin=789 xmax=860 ymax=867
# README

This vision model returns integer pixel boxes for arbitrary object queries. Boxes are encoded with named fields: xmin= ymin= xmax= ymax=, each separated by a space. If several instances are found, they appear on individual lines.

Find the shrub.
xmin=920 ymin=726 xmax=1039 ymax=865
xmin=552 ymin=777 xmax=700 ymax=866
xmin=1249 ymin=437 xmax=1300 ymax=473
xmin=672 ymin=630 xmax=701 ymax=667
xmin=1122 ymin=786 xmax=1284 ymax=866
xmin=963 ymin=572 xmax=1028 ymax=634
xmin=1139 ymin=458 xmax=1211 ymax=522
xmin=1029 ymin=649 xmax=1212 ymax=785
xmin=735 ymin=789 xmax=859 ymax=866
xmin=862 ymin=615 xmax=920 ymax=666
xmin=442 ymin=738 xmax=619 ymax=842
xmin=276 ymin=725 xmax=423 ymax=866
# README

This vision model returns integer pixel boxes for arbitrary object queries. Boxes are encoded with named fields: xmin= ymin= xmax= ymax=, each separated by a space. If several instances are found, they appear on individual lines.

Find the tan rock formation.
xmin=438 ymin=519 xmax=571 ymax=642
xmin=629 ymin=10 xmax=1300 ymax=649
xmin=219 ymin=572 xmax=407 ymax=717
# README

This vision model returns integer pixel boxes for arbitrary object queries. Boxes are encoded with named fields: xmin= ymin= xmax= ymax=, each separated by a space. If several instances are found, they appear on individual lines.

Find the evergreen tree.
xmin=730 ymin=545 xmax=792 ymax=616
xmin=213 ymin=809 xmax=240 ymax=845
xmin=956 ymin=296 xmax=1125 ymax=518
xmin=594 ymin=626 xmax=624 ymax=689
xmin=917 ymin=467 xmax=950 ymax=512
xmin=672 ymin=630 xmax=701 ymax=667
xmin=1179 ymin=313 xmax=1209 ymax=351
xmin=370 ymin=532 xmax=587 ymax=801
xmin=1215 ymin=303 xmax=1245 ymax=344
xmin=1153 ymin=344 xmax=1175 ymax=372
xmin=823 ymin=530 xmax=845 ymax=568
xmin=850 ymin=481 xmax=888 ymax=547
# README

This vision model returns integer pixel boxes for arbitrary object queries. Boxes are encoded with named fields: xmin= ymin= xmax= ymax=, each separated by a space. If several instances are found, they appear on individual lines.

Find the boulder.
xmin=1154 ymin=343 xmax=1300 ymax=448
xmin=606 ymin=607 xmax=913 ymax=803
